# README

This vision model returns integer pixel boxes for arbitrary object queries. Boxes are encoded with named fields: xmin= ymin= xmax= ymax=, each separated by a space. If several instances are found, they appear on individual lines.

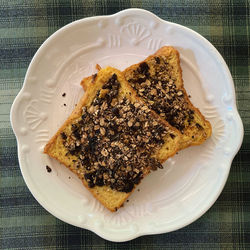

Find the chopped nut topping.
xmin=88 ymin=106 xmax=94 ymax=114
xmin=153 ymin=121 xmax=158 ymax=126
xmin=177 ymin=91 xmax=183 ymax=96
xmin=111 ymin=98 xmax=118 ymax=106
xmin=125 ymin=57 xmax=196 ymax=132
xmin=128 ymin=119 xmax=133 ymax=127
xmin=94 ymin=125 xmax=100 ymax=130
xmin=100 ymin=127 xmax=106 ymax=136
xmin=150 ymin=89 xmax=157 ymax=95
xmin=100 ymin=117 xmax=105 ymax=126
xmin=61 ymin=73 xmax=167 ymax=193
xmin=101 ymin=148 xmax=108 ymax=157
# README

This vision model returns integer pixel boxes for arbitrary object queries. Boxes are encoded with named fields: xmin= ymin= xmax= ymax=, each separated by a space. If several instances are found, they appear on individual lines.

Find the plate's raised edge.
xmin=10 ymin=8 xmax=244 ymax=242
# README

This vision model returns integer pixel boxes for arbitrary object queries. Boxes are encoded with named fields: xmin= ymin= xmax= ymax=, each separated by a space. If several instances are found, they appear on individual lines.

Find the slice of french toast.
xmin=44 ymin=67 xmax=181 ymax=212
xmin=123 ymin=46 xmax=212 ymax=149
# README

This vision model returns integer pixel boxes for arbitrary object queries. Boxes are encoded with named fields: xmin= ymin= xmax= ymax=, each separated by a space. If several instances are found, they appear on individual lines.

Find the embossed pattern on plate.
xmin=10 ymin=9 xmax=243 ymax=242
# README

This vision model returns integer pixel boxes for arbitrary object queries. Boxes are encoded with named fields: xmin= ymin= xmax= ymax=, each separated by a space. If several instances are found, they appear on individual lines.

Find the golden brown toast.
xmin=44 ymin=67 xmax=181 ymax=212
xmin=123 ymin=46 xmax=212 ymax=149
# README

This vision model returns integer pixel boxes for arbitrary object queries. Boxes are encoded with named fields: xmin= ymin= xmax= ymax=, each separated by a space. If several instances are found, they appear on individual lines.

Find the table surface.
xmin=0 ymin=0 xmax=249 ymax=249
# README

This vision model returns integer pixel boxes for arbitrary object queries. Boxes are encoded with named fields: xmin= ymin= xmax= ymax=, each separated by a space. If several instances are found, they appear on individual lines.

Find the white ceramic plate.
xmin=10 ymin=9 xmax=243 ymax=242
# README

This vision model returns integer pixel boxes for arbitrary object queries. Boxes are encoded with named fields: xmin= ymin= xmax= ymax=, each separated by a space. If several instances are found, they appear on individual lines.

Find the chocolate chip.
xmin=72 ymin=124 xmax=77 ymax=130
xmin=138 ymin=62 xmax=149 ymax=75
xmin=155 ymin=57 xmax=160 ymax=64
xmin=133 ymin=172 xmax=142 ymax=184
xmin=136 ymin=77 xmax=147 ymax=84
xmin=62 ymin=93 xmax=66 ymax=97
xmin=170 ymin=133 xmax=175 ymax=139
xmin=61 ymin=132 xmax=67 ymax=140
xmin=81 ymin=156 xmax=91 ymax=168
xmin=84 ymin=172 xmax=95 ymax=188
xmin=73 ymin=130 xmax=81 ymax=139
xmin=96 ymin=177 xmax=104 ymax=186
xmin=102 ymin=74 xmax=118 ymax=89
xmin=110 ymin=133 xmax=119 ymax=141
xmin=196 ymin=123 xmax=203 ymax=129
xmin=129 ymin=104 xmax=135 ymax=112
xmin=69 ymin=145 xmax=81 ymax=154
xmin=121 ymin=180 xmax=134 ymax=193
xmin=112 ymin=107 xmax=120 ymax=117
xmin=46 ymin=165 xmax=52 ymax=173
xmin=88 ymin=136 xmax=98 ymax=153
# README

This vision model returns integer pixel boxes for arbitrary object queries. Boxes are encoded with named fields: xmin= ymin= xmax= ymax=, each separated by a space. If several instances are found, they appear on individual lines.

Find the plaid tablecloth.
xmin=1 ymin=0 xmax=249 ymax=249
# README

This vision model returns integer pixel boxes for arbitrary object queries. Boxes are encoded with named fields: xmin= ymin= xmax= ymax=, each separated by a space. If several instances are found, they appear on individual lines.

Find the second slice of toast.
xmin=44 ymin=67 xmax=181 ymax=212
xmin=123 ymin=46 xmax=212 ymax=149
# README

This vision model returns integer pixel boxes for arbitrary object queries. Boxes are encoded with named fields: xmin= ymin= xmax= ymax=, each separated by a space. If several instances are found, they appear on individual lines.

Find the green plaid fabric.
xmin=0 ymin=0 xmax=249 ymax=249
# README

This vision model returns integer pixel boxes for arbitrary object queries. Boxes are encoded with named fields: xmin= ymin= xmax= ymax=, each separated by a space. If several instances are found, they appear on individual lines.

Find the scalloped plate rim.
xmin=10 ymin=8 xmax=244 ymax=242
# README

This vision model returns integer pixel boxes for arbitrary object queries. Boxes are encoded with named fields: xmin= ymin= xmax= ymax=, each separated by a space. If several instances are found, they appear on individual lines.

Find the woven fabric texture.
xmin=0 ymin=0 xmax=249 ymax=249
